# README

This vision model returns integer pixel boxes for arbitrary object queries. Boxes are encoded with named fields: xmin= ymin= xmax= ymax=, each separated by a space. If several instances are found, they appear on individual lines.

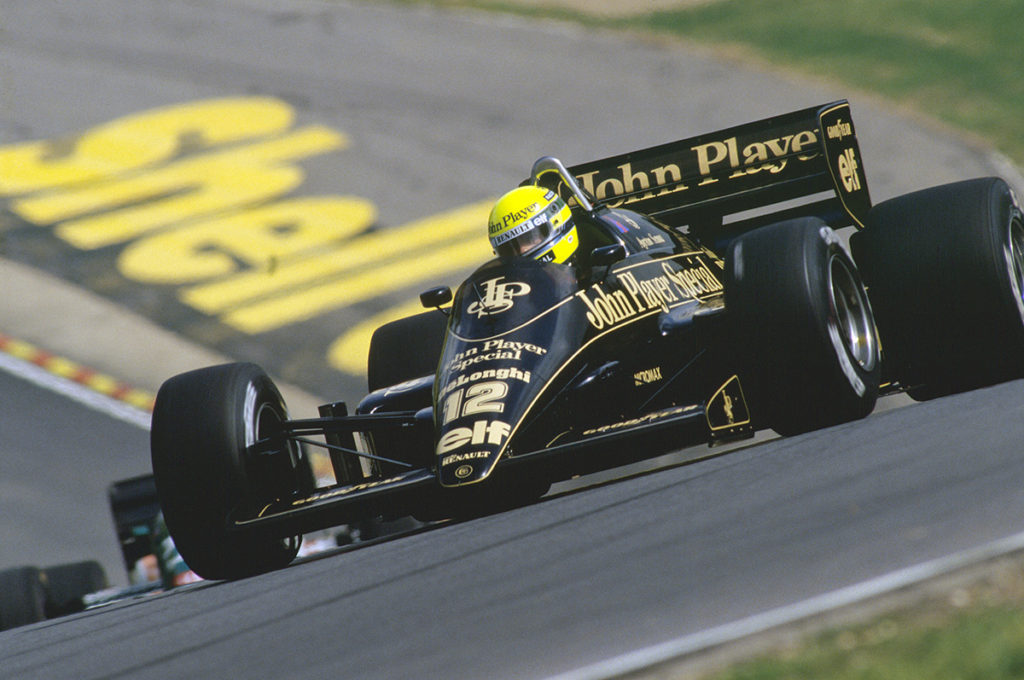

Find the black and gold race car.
xmin=151 ymin=100 xmax=1024 ymax=579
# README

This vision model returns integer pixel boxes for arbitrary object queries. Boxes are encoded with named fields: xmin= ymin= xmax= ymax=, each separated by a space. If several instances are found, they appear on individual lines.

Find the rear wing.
xmin=566 ymin=100 xmax=871 ymax=243
xmin=108 ymin=475 xmax=161 ymax=577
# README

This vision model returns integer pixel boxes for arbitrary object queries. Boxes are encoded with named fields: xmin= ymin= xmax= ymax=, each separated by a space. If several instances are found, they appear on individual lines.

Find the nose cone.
xmin=434 ymin=257 xmax=583 ymax=488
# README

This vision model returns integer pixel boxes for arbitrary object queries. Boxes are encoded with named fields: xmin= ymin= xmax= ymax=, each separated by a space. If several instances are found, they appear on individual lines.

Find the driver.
xmin=487 ymin=186 xmax=579 ymax=265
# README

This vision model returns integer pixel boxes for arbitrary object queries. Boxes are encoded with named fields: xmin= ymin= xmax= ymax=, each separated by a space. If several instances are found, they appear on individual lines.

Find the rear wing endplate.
xmin=565 ymin=101 xmax=871 ymax=240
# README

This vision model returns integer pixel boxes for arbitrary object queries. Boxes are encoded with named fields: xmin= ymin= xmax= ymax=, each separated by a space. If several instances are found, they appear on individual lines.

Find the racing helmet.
xmin=488 ymin=185 xmax=579 ymax=264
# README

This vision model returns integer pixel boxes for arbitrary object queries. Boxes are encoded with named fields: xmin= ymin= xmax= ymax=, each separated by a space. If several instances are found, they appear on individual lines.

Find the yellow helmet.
xmin=488 ymin=186 xmax=579 ymax=264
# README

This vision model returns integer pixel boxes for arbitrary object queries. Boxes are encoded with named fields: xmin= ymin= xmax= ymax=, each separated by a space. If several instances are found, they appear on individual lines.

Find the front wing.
xmin=229 ymin=402 xmax=727 ymax=541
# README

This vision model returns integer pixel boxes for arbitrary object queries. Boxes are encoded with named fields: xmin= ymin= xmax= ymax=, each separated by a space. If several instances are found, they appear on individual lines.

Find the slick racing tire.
xmin=42 ymin=560 xmax=108 ymax=617
xmin=0 ymin=566 xmax=47 ymax=630
xmin=726 ymin=217 xmax=880 ymax=436
xmin=850 ymin=177 xmax=1024 ymax=400
xmin=151 ymin=363 xmax=310 ymax=580
xmin=367 ymin=310 xmax=447 ymax=392
xmin=366 ymin=310 xmax=447 ymax=473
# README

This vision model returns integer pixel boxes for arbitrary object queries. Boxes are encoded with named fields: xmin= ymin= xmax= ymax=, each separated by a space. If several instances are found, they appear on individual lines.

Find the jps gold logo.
xmin=467 ymin=277 xmax=531 ymax=317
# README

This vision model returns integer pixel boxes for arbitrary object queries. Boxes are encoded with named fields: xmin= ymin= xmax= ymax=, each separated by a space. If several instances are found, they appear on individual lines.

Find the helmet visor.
xmin=491 ymin=201 xmax=561 ymax=257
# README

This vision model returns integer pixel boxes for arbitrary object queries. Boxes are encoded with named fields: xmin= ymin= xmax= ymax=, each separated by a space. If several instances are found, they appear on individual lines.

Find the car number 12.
xmin=442 ymin=381 xmax=508 ymax=424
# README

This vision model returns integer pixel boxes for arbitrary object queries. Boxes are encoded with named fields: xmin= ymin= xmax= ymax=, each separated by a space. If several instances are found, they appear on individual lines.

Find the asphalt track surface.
xmin=0 ymin=360 xmax=151 ymax=581
xmin=5 ymin=380 xmax=1024 ymax=680
xmin=2 ymin=1 xmax=1024 ymax=678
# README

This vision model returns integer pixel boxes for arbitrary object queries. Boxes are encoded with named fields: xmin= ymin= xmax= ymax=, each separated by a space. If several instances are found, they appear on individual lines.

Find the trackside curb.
xmin=0 ymin=332 xmax=156 ymax=412
xmin=0 ymin=256 xmax=327 ymax=420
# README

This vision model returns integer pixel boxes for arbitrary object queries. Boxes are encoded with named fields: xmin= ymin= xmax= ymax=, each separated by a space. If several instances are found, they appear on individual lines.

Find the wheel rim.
xmin=1004 ymin=216 xmax=1024 ymax=321
xmin=254 ymin=401 xmax=285 ymax=446
xmin=251 ymin=400 xmax=299 ymax=495
xmin=252 ymin=399 xmax=303 ymax=556
xmin=828 ymin=254 xmax=877 ymax=371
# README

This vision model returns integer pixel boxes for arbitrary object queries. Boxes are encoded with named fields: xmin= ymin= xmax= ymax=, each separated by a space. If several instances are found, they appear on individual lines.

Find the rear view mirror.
xmin=420 ymin=286 xmax=453 ymax=310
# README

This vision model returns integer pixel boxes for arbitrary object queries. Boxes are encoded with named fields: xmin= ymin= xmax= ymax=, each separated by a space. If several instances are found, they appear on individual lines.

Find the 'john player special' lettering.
xmin=691 ymin=130 xmax=818 ymax=184
xmin=577 ymin=257 xmax=724 ymax=330
xmin=576 ymin=129 xmax=819 ymax=206
xmin=446 ymin=339 xmax=547 ymax=372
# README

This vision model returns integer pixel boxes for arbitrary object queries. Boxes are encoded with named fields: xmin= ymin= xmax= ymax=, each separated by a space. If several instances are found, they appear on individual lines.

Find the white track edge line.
xmin=0 ymin=351 xmax=151 ymax=430
xmin=546 ymin=529 xmax=1024 ymax=680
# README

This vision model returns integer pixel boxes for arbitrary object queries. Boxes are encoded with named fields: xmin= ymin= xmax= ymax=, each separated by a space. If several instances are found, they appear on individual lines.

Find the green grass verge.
xmin=712 ymin=599 xmax=1024 ymax=680
xmin=394 ymin=0 xmax=1024 ymax=166
xmin=627 ymin=0 xmax=1024 ymax=165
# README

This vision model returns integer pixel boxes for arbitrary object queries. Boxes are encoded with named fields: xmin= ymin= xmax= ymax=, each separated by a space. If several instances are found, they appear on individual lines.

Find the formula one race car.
xmin=0 ymin=473 xmax=354 ymax=629
xmin=151 ymin=100 xmax=1024 ymax=580
xmin=0 ymin=475 xmax=194 ymax=631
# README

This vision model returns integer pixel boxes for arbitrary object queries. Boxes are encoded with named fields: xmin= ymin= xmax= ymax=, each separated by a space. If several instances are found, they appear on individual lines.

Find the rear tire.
xmin=42 ymin=560 xmax=108 ymax=617
xmin=726 ymin=218 xmax=880 ymax=435
xmin=367 ymin=311 xmax=447 ymax=392
xmin=151 ymin=363 xmax=308 ymax=580
xmin=0 ymin=566 xmax=47 ymax=630
xmin=850 ymin=177 xmax=1024 ymax=399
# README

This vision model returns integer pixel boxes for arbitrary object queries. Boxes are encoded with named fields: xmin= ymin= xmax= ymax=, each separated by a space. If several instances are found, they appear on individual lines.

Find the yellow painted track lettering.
xmin=0 ymin=97 xmax=295 ymax=195
xmin=0 ymin=96 xmax=503 ymax=380
xmin=14 ymin=126 xmax=345 ymax=249
xmin=328 ymin=299 xmax=426 ymax=376
xmin=222 ymin=237 xmax=489 ymax=333
xmin=118 ymin=197 xmax=378 ymax=283
xmin=182 ymin=200 xmax=492 ymax=314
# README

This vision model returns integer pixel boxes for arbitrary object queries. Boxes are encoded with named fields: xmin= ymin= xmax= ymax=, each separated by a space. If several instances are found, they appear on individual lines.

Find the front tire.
xmin=850 ymin=177 xmax=1024 ymax=399
xmin=151 ymin=363 xmax=308 ymax=580
xmin=367 ymin=311 xmax=447 ymax=392
xmin=726 ymin=218 xmax=880 ymax=435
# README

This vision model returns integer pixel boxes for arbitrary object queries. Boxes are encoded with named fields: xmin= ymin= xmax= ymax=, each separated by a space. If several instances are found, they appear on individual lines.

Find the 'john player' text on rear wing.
xmin=564 ymin=100 xmax=871 ymax=246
